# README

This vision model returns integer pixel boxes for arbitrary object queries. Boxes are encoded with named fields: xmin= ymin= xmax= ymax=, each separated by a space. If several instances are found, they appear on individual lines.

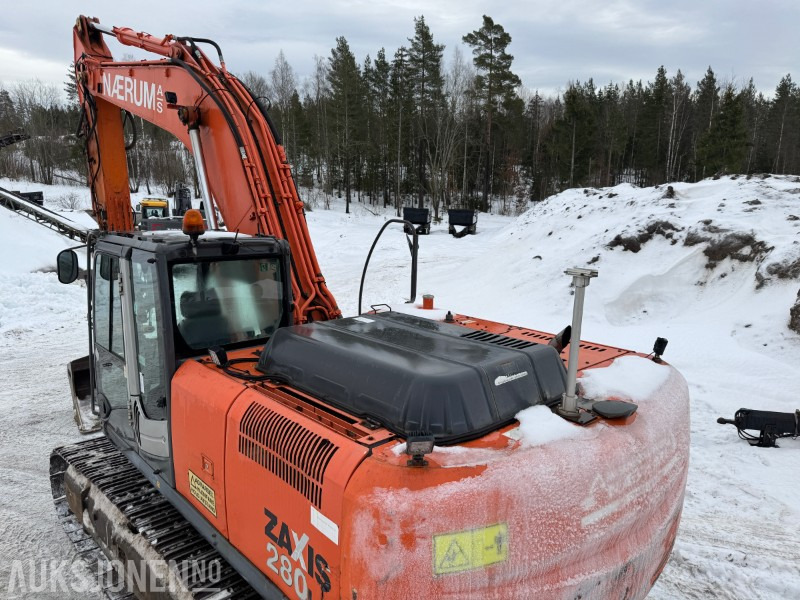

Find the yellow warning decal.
xmin=433 ymin=523 xmax=508 ymax=575
xmin=188 ymin=470 xmax=217 ymax=517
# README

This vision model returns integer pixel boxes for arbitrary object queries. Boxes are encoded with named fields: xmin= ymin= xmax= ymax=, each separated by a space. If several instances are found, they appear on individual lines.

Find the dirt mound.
xmin=684 ymin=222 xmax=772 ymax=270
xmin=790 ymin=291 xmax=800 ymax=335
xmin=703 ymin=232 xmax=772 ymax=269
xmin=765 ymin=257 xmax=800 ymax=281
xmin=608 ymin=220 xmax=681 ymax=253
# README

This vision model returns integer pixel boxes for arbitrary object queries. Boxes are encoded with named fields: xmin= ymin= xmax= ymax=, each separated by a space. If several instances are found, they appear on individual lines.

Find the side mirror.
xmin=56 ymin=249 xmax=79 ymax=284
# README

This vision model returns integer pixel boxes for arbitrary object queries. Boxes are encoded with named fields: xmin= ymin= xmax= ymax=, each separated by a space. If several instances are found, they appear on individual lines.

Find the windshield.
xmin=143 ymin=206 xmax=164 ymax=218
xmin=172 ymin=258 xmax=284 ymax=350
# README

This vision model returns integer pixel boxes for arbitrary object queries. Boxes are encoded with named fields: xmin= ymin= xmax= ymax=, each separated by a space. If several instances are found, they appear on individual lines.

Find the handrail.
xmin=358 ymin=219 xmax=418 ymax=315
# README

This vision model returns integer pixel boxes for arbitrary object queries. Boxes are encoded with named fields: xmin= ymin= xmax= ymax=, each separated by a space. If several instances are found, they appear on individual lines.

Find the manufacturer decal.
xmin=433 ymin=523 xmax=508 ymax=575
xmin=264 ymin=507 xmax=331 ymax=599
xmin=188 ymin=470 xmax=217 ymax=517
xmin=101 ymin=73 xmax=164 ymax=113
xmin=494 ymin=371 xmax=528 ymax=386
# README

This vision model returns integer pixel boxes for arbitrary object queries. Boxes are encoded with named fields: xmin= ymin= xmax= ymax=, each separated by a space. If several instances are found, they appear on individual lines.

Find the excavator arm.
xmin=73 ymin=15 xmax=340 ymax=323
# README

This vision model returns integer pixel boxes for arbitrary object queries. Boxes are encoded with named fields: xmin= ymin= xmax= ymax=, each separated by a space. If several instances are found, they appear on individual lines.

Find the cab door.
xmin=94 ymin=250 xmax=171 ymax=466
xmin=93 ymin=252 xmax=137 ymax=447
xmin=127 ymin=249 xmax=170 ymax=462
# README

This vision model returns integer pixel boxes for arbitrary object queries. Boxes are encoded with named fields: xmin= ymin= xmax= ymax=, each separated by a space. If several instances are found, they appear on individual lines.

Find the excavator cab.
xmin=57 ymin=231 xmax=293 ymax=481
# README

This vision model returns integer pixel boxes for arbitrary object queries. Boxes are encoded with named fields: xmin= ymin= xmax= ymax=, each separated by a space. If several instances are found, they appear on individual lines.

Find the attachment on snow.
xmin=402 ymin=207 xmax=432 ymax=235
xmin=717 ymin=408 xmax=800 ymax=447
xmin=448 ymin=208 xmax=478 ymax=237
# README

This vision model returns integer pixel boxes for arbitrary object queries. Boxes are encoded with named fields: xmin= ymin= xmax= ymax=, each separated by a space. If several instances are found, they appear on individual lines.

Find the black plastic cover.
xmin=257 ymin=312 xmax=567 ymax=443
xmin=448 ymin=209 xmax=478 ymax=226
xmin=402 ymin=207 xmax=431 ymax=225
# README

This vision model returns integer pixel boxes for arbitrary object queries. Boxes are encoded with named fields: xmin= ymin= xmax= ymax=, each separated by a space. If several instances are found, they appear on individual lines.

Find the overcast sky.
xmin=1 ymin=1 xmax=798 ymax=100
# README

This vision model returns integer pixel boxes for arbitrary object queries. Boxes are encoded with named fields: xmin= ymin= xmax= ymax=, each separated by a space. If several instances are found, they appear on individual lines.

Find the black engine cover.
xmin=257 ymin=312 xmax=567 ymax=443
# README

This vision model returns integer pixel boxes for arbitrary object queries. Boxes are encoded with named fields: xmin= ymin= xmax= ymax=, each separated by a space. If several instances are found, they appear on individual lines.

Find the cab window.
xmin=172 ymin=258 xmax=284 ymax=351
xmin=94 ymin=254 xmax=124 ymax=358
xmin=132 ymin=252 xmax=167 ymax=420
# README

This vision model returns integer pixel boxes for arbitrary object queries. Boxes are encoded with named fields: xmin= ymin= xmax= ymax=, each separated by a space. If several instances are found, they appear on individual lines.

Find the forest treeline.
xmin=1 ymin=15 xmax=799 ymax=216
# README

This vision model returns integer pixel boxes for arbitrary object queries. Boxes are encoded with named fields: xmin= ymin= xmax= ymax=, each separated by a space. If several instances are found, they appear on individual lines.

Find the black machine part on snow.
xmin=402 ymin=207 xmax=432 ymax=235
xmin=257 ymin=311 xmax=568 ymax=444
xmin=717 ymin=408 xmax=800 ymax=447
xmin=448 ymin=209 xmax=478 ymax=237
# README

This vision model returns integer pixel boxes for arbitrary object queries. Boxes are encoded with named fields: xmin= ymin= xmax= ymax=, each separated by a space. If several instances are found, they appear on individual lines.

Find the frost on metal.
xmin=342 ymin=363 xmax=690 ymax=600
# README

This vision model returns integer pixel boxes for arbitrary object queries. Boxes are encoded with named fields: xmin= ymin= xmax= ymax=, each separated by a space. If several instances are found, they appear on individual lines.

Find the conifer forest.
xmin=1 ymin=15 xmax=798 ymax=216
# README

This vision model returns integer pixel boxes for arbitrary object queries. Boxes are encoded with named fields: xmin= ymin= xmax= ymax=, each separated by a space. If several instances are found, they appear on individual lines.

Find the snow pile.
xmin=512 ymin=404 xmax=588 ymax=446
xmin=579 ymin=355 xmax=672 ymax=403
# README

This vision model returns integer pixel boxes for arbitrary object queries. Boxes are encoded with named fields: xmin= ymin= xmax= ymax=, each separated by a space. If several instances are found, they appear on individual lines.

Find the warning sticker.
xmin=433 ymin=523 xmax=508 ymax=575
xmin=188 ymin=470 xmax=217 ymax=517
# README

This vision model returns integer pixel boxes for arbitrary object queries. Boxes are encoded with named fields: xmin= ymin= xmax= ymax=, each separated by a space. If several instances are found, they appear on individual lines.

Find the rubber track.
xmin=51 ymin=437 xmax=261 ymax=599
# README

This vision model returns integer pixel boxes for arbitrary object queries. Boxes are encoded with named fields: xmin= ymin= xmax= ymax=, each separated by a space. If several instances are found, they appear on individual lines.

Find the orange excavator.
xmin=51 ymin=16 xmax=690 ymax=600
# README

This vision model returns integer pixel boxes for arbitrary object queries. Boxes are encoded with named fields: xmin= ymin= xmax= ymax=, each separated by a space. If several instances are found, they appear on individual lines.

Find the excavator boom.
xmin=73 ymin=15 xmax=339 ymax=323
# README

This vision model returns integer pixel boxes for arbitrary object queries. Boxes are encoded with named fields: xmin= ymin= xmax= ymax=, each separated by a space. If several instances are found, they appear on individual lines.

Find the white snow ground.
xmin=0 ymin=175 xmax=799 ymax=599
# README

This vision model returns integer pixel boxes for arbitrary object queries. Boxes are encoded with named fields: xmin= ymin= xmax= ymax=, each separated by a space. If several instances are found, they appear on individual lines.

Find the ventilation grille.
xmin=460 ymin=330 xmax=535 ymax=349
xmin=239 ymin=402 xmax=338 ymax=507
xmin=520 ymin=330 xmax=552 ymax=342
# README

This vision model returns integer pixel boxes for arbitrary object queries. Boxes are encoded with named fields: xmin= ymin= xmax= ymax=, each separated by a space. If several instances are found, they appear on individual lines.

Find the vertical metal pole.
xmin=188 ymin=126 xmax=219 ymax=230
xmin=559 ymin=267 xmax=598 ymax=419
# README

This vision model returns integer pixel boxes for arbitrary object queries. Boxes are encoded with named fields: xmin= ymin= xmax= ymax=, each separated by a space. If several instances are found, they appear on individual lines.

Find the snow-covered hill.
xmin=0 ymin=175 xmax=798 ymax=599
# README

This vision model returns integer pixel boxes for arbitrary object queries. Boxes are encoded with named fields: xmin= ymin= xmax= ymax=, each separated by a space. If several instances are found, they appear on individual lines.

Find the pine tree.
xmin=597 ymin=83 xmax=626 ymax=186
xmin=327 ymin=36 xmax=362 ymax=213
xmin=697 ymin=85 xmax=747 ymax=175
xmin=552 ymin=81 xmax=595 ymax=187
xmin=621 ymin=79 xmax=645 ymax=185
xmin=64 ymin=62 xmax=79 ymax=105
xmin=463 ymin=15 xmax=521 ymax=208
xmin=692 ymin=67 xmax=719 ymax=179
xmin=639 ymin=66 xmax=670 ymax=184
xmin=366 ymin=48 xmax=392 ymax=205
xmin=407 ymin=16 xmax=444 ymax=208
xmin=766 ymin=75 xmax=798 ymax=173
xmin=739 ymin=78 xmax=767 ymax=174
xmin=0 ymin=88 xmax=17 ymax=132
xmin=389 ymin=47 xmax=414 ymax=212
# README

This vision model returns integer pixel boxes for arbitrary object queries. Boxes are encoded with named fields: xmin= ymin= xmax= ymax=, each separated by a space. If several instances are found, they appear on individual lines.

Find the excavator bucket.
xmin=67 ymin=355 xmax=100 ymax=434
